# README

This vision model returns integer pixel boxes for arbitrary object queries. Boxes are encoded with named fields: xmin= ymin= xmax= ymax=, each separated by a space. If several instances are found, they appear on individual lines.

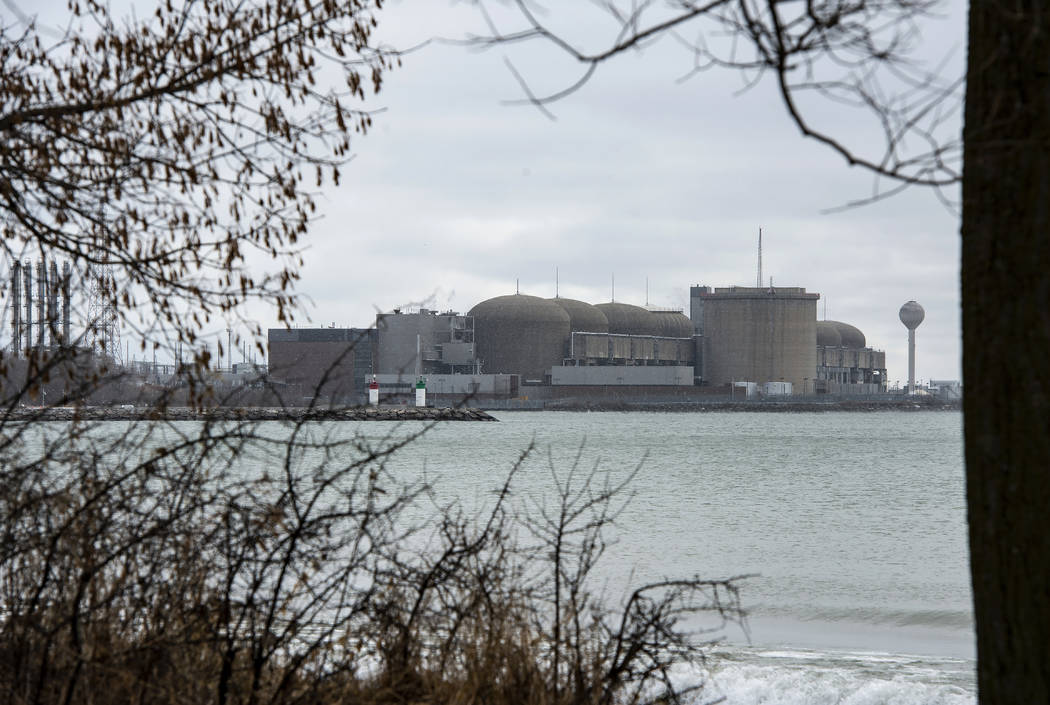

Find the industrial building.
xmin=469 ymin=295 xmax=695 ymax=384
xmin=694 ymin=285 xmax=818 ymax=391
xmin=266 ymin=280 xmax=890 ymax=404
xmin=449 ymin=294 xmax=699 ymax=383
xmin=815 ymin=320 xmax=887 ymax=393
xmin=372 ymin=372 xmax=519 ymax=403
xmin=374 ymin=309 xmax=475 ymax=375
xmin=267 ymin=328 xmax=373 ymax=404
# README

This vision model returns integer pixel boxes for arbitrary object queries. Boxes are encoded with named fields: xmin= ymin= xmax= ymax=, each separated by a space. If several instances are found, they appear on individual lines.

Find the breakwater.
xmin=537 ymin=398 xmax=961 ymax=412
xmin=5 ymin=406 xmax=498 ymax=422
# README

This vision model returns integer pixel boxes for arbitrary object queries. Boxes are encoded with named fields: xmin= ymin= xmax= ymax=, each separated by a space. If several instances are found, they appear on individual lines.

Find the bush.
xmin=0 ymin=425 xmax=744 ymax=705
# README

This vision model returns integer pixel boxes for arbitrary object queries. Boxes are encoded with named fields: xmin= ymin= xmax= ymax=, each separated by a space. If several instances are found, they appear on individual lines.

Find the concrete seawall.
xmin=5 ymin=406 xmax=498 ymax=422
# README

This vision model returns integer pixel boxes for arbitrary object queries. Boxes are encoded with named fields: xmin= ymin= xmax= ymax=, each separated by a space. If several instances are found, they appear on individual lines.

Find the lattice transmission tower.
xmin=85 ymin=265 xmax=122 ymax=365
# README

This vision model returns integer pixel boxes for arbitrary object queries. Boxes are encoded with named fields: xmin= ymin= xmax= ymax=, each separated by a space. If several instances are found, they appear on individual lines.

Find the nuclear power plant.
xmin=3 ymin=249 xmax=946 ymax=409
xmin=267 ymin=279 xmax=891 ymax=406
xmin=3 ymin=253 xmax=901 ymax=407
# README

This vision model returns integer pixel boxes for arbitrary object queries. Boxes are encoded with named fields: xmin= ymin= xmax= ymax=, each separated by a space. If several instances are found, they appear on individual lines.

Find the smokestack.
xmin=11 ymin=261 xmax=21 ymax=357
xmin=36 ymin=260 xmax=44 ymax=350
xmin=48 ymin=259 xmax=58 ymax=349
xmin=23 ymin=261 xmax=32 ymax=355
xmin=62 ymin=261 xmax=71 ymax=347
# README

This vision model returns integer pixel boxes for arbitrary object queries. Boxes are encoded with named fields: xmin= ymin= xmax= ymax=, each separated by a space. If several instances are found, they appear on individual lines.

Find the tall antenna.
xmin=555 ymin=267 xmax=559 ymax=298
xmin=516 ymin=278 xmax=519 ymax=295
xmin=757 ymin=227 xmax=763 ymax=288
xmin=645 ymin=277 xmax=649 ymax=306
xmin=611 ymin=273 xmax=615 ymax=303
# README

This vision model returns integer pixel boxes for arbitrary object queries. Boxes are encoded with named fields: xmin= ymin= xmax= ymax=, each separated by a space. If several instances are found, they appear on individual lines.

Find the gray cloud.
xmin=21 ymin=0 xmax=957 ymax=383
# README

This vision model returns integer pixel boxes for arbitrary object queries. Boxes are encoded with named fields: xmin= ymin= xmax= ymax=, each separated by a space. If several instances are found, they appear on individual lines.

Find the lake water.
xmin=17 ymin=409 xmax=974 ymax=703
xmin=361 ymin=410 xmax=975 ymax=705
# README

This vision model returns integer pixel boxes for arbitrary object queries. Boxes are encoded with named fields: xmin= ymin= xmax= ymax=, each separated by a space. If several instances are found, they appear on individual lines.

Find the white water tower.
xmin=899 ymin=301 xmax=925 ymax=394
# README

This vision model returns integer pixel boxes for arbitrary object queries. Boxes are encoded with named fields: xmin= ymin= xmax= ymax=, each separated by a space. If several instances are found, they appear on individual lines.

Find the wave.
xmin=752 ymin=604 xmax=974 ymax=630
xmin=704 ymin=646 xmax=976 ymax=705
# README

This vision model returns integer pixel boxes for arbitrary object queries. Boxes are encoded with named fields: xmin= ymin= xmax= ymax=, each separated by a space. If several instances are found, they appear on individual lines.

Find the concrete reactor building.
xmin=694 ymin=285 xmax=819 ymax=391
xmin=465 ymin=294 xmax=695 ymax=385
xmin=469 ymin=294 xmax=571 ymax=381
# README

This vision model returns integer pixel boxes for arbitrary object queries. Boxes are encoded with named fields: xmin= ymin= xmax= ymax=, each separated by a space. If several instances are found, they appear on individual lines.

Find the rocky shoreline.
xmin=539 ymin=398 xmax=961 ymax=412
xmin=4 ymin=399 xmax=960 ymax=421
xmin=5 ymin=406 xmax=499 ymax=422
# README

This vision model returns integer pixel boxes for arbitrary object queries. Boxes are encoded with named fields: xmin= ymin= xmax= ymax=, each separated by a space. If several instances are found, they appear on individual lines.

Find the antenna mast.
xmin=757 ymin=227 xmax=763 ymax=288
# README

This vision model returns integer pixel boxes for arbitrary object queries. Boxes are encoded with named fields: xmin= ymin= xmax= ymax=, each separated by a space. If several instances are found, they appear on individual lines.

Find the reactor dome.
xmin=549 ymin=297 xmax=609 ymax=333
xmin=594 ymin=303 xmax=661 ymax=336
xmin=650 ymin=311 xmax=693 ymax=338
xmin=829 ymin=321 xmax=866 ymax=349
xmin=899 ymin=300 xmax=925 ymax=330
xmin=816 ymin=321 xmax=843 ymax=347
xmin=469 ymin=294 xmax=570 ymax=380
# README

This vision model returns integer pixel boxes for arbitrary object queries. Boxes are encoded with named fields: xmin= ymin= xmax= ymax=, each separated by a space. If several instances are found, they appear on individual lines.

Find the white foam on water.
xmin=702 ymin=646 xmax=976 ymax=705
xmin=708 ymin=664 xmax=974 ymax=705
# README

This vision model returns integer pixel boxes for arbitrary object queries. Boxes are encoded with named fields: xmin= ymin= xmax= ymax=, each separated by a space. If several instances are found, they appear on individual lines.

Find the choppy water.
xmin=352 ymin=410 xmax=974 ymax=704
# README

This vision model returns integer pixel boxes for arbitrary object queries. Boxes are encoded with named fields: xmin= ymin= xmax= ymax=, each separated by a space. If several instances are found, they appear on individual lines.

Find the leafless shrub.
xmin=0 ymin=427 xmax=744 ymax=705
xmin=359 ymin=444 xmax=748 ymax=705
xmin=2 ymin=4 xmax=744 ymax=704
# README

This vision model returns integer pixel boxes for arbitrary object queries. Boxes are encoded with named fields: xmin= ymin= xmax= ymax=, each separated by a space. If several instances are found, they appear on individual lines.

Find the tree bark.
xmin=963 ymin=0 xmax=1050 ymax=701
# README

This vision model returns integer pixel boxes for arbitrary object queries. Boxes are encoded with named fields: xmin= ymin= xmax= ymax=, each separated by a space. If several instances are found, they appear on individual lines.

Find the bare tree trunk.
xmin=963 ymin=0 xmax=1050 ymax=701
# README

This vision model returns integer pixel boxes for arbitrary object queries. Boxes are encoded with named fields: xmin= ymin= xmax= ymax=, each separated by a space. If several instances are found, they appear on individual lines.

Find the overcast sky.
xmin=10 ymin=0 xmax=967 ymax=385
xmin=282 ymin=1 xmax=966 ymax=386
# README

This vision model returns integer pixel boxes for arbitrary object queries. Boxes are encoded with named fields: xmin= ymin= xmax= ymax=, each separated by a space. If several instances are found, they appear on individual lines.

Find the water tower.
xmin=899 ymin=301 xmax=925 ymax=394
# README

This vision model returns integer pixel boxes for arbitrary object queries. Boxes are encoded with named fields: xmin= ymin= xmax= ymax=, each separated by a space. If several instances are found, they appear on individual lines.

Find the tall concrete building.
xmin=268 ymin=328 xmax=373 ymax=404
xmin=699 ymin=286 xmax=819 ymax=390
